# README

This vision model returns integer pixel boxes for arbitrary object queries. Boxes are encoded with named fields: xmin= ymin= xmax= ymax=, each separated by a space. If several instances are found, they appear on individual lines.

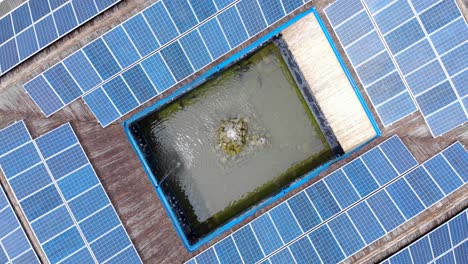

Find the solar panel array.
xmin=0 ymin=0 xmax=120 ymax=76
xmin=382 ymin=209 xmax=467 ymax=264
xmin=0 ymin=121 xmax=141 ymax=264
xmin=23 ymin=0 xmax=314 ymax=126
xmin=262 ymin=142 xmax=467 ymax=264
xmin=325 ymin=0 xmax=468 ymax=136
xmin=0 ymin=185 xmax=40 ymax=264
xmin=185 ymin=136 xmax=418 ymax=263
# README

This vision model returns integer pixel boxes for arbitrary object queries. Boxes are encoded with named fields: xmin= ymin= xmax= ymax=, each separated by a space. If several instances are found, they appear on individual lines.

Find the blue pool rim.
xmin=123 ymin=7 xmax=381 ymax=252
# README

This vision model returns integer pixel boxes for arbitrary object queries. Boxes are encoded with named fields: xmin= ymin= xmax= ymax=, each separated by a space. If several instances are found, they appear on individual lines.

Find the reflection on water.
xmin=137 ymin=43 xmax=332 ymax=241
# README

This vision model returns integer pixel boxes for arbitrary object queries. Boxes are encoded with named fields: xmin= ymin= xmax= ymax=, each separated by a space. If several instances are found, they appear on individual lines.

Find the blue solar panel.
xmin=416 ymin=81 xmax=457 ymax=116
xmin=405 ymin=167 xmax=445 ymax=207
xmin=325 ymin=0 xmax=364 ymax=27
xmin=17 ymin=27 xmax=39 ymax=60
xmin=12 ymin=4 xmax=32 ymax=34
xmin=189 ymin=0 xmax=217 ymax=22
xmin=180 ymin=30 xmax=212 ymax=70
xmin=141 ymin=52 xmax=176 ymax=93
xmin=431 ymin=18 xmax=468 ymax=54
xmin=163 ymin=0 xmax=198 ymax=34
xmin=361 ymin=147 xmax=398 ymax=185
xmin=214 ymin=237 xmax=243 ymax=264
xmin=426 ymin=102 xmax=467 ymax=137
xmin=385 ymin=178 xmax=425 ymax=219
xmin=386 ymin=210 xmax=468 ymax=264
xmin=309 ymin=225 xmax=345 ymax=264
xmin=84 ymin=38 xmax=122 ymax=80
xmin=442 ymin=142 xmax=468 ymax=182
xmin=269 ymin=248 xmax=295 ymax=264
xmin=373 ymin=0 xmax=414 ymax=34
xmin=217 ymin=6 xmax=249 ymax=48
xmin=282 ymin=0 xmax=303 ymax=13
xmin=257 ymin=0 xmax=285 ymax=25
xmin=250 ymin=214 xmax=283 ymax=255
xmin=63 ymin=50 xmax=103 ymax=92
xmin=327 ymin=213 xmax=365 ymax=256
xmin=335 ymin=11 xmax=375 ymax=47
xmin=288 ymin=192 xmax=321 ymax=231
xmin=44 ymin=63 xmax=83 ymax=104
xmin=200 ymin=18 xmax=231 ymax=59
xmin=269 ymin=203 xmax=303 ymax=243
xmin=396 ymin=40 xmax=436 ymax=75
xmin=34 ymin=14 xmax=58 ymax=49
xmin=345 ymin=31 xmax=385 ymax=66
xmin=232 ymin=225 xmax=264 ymax=263
xmin=420 ymin=0 xmax=460 ymax=34
xmin=103 ymin=76 xmax=139 ymax=115
xmin=326 ymin=0 xmax=467 ymax=134
xmin=196 ymin=248 xmax=218 ymax=264
xmin=343 ymin=159 xmax=380 ymax=196
xmin=161 ymin=41 xmax=194 ymax=81
xmin=405 ymin=60 xmax=446 ymax=95
xmin=0 ymin=121 xmax=31 ymax=156
xmin=103 ymin=26 xmax=141 ymax=68
xmin=23 ymin=75 xmax=65 ymax=116
xmin=123 ymin=14 xmax=160 ymax=57
xmin=122 ymin=65 xmax=158 ymax=103
xmin=324 ymin=170 xmax=360 ymax=209
xmin=54 ymin=3 xmax=78 ymax=36
xmin=143 ymin=2 xmax=179 ymax=45
xmin=367 ymin=190 xmax=406 ymax=231
xmin=0 ymin=39 xmax=19 ymax=73
xmin=72 ymin=0 xmax=98 ymax=24
xmin=441 ymin=42 xmax=468 ymax=76
xmin=347 ymin=202 xmax=386 ymax=244
xmin=29 ymin=0 xmax=51 ymax=21
xmin=305 ymin=181 xmax=341 ymax=221
xmin=83 ymin=88 xmax=121 ymax=127
xmin=289 ymin=237 xmax=321 ymax=264
xmin=236 ymin=0 xmax=267 ymax=36
xmin=0 ymin=122 xmax=141 ymax=263
xmin=95 ymin=0 xmax=119 ymax=11
xmin=0 ymin=14 xmax=14 ymax=45
xmin=0 ymin=186 xmax=40 ymax=263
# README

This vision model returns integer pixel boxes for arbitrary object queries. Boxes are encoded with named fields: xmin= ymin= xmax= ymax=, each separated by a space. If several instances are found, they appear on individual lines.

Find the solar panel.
xmin=0 ymin=121 xmax=141 ymax=264
xmin=0 ymin=0 xmax=120 ymax=76
xmin=324 ymin=0 xmax=418 ymax=127
xmin=185 ymin=135 xmax=419 ymax=263
xmin=24 ymin=0 xmax=316 ymax=126
xmin=384 ymin=209 xmax=467 ymax=264
xmin=0 ymin=184 xmax=40 ymax=264
xmin=256 ymin=142 xmax=467 ymax=264
xmin=325 ymin=0 xmax=468 ymax=136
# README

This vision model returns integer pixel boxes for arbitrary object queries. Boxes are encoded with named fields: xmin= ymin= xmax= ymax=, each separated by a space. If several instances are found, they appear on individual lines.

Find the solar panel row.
xmin=364 ymin=0 xmax=468 ymax=137
xmin=185 ymin=136 xmax=419 ymax=264
xmin=0 ymin=0 xmax=120 ymax=76
xmin=324 ymin=0 xmax=418 ymax=126
xmin=0 ymin=121 xmax=141 ymax=264
xmin=325 ymin=0 xmax=468 ymax=136
xmin=261 ymin=142 xmax=467 ymax=264
xmin=24 ymin=0 xmax=313 ymax=126
xmin=0 ymin=185 xmax=40 ymax=264
xmin=382 ymin=209 xmax=467 ymax=264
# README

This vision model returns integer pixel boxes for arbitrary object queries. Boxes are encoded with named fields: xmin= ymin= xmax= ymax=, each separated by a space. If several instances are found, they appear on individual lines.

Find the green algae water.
xmin=136 ymin=43 xmax=333 ymax=243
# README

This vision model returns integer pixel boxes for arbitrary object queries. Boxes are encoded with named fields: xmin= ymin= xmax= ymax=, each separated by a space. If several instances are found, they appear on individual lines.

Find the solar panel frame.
xmin=0 ymin=121 xmax=142 ymax=264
